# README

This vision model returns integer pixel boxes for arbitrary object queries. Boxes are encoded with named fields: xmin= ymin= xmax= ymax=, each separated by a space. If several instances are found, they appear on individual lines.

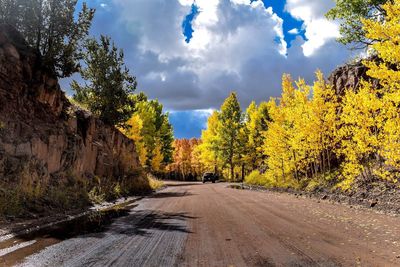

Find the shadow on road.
xmin=112 ymin=210 xmax=196 ymax=237
xmin=149 ymin=191 xmax=195 ymax=199
xmin=164 ymin=182 xmax=201 ymax=187
xmin=0 ymin=207 xmax=197 ymax=266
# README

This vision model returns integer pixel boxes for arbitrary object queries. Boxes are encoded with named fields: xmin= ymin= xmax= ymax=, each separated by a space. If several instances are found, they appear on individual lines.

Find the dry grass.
xmin=148 ymin=174 xmax=164 ymax=190
xmin=0 ymin=167 xmax=164 ymax=218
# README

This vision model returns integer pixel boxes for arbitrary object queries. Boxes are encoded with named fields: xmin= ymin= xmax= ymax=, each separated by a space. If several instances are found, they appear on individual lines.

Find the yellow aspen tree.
xmin=337 ymin=84 xmax=384 ymax=188
xmin=218 ymin=93 xmax=243 ymax=181
xmin=242 ymin=102 xmax=258 ymax=172
xmin=189 ymin=138 xmax=204 ymax=177
xmin=151 ymin=139 xmax=164 ymax=172
xmin=307 ymin=71 xmax=339 ymax=177
xmin=336 ymin=0 xmax=400 ymax=188
xmin=263 ymin=74 xmax=298 ymax=187
xmin=121 ymin=114 xmax=148 ymax=166
xmin=196 ymin=111 xmax=223 ymax=173
xmin=362 ymin=0 xmax=400 ymax=176
xmin=263 ymin=72 xmax=338 ymax=187
xmin=243 ymin=101 xmax=270 ymax=172
xmin=288 ymin=78 xmax=310 ymax=181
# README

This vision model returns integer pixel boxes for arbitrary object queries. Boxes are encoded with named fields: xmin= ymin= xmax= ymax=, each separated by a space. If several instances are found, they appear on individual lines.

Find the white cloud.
xmin=169 ymin=108 xmax=214 ymax=115
xmin=77 ymin=0 xmax=352 ymax=110
xmin=285 ymin=0 xmax=340 ymax=56
xmin=196 ymin=109 xmax=215 ymax=127
xmin=288 ymin=28 xmax=299 ymax=34
xmin=230 ymin=0 xmax=252 ymax=5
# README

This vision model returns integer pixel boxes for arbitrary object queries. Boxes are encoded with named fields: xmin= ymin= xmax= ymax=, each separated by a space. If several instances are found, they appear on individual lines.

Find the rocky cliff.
xmin=328 ymin=57 xmax=379 ymax=96
xmin=0 ymin=25 xmax=141 ymax=215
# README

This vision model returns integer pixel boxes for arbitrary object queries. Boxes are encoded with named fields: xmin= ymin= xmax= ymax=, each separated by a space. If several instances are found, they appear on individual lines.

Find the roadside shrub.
xmin=148 ymin=174 xmax=164 ymax=190
xmin=88 ymin=186 xmax=106 ymax=204
xmin=45 ymin=185 xmax=90 ymax=210
xmin=304 ymin=170 xmax=340 ymax=192
xmin=245 ymin=170 xmax=267 ymax=186
xmin=0 ymin=186 xmax=23 ymax=216
xmin=245 ymin=170 xmax=301 ymax=189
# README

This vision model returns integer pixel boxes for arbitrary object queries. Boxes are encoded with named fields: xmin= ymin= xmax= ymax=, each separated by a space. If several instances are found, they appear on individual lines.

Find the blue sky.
xmin=64 ymin=0 xmax=352 ymax=139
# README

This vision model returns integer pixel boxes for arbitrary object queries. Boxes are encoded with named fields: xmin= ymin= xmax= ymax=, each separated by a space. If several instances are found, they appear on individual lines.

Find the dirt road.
xmin=2 ymin=181 xmax=400 ymax=266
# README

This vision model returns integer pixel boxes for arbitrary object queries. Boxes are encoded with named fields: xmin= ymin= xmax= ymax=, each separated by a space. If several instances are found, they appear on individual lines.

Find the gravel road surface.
xmin=1 ymin=181 xmax=400 ymax=267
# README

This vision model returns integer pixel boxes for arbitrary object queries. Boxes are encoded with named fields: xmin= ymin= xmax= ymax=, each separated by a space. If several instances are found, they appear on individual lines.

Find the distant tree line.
xmin=166 ymin=138 xmax=203 ymax=181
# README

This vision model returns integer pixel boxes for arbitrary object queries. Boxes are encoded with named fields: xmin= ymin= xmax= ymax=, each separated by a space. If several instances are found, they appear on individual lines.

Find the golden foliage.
xmin=189 ymin=0 xmax=400 ymax=189
xmin=167 ymin=138 xmax=203 ymax=180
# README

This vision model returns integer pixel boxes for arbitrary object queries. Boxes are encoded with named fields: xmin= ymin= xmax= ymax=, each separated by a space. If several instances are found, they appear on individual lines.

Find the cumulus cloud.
xmin=285 ymin=0 xmax=340 ymax=56
xmin=64 ymin=0 xmax=352 ymax=112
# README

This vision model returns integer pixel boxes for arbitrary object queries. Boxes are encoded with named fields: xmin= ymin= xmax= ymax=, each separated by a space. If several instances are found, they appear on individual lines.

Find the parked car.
xmin=202 ymin=172 xmax=217 ymax=183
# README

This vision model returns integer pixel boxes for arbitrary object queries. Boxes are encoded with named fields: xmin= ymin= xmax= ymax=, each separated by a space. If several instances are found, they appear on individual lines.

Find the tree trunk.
xmin=241 ymin=163 xmax=245 ymax=182
xmin=292 ymin=151 xmax=299 ymax=182
xmin=231 ymin=160 xmax=234 ymax=182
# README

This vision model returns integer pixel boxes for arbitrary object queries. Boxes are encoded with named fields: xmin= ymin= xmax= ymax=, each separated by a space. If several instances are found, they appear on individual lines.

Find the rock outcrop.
xmin=328 ymin=57 xmax=379 ymax=97
xmin=0 ymin=25 xmax=140 ymax=200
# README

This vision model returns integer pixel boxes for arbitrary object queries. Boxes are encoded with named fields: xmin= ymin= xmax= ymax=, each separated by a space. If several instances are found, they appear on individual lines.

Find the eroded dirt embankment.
xmin=233 ymin=178 xmax=400 ymax=216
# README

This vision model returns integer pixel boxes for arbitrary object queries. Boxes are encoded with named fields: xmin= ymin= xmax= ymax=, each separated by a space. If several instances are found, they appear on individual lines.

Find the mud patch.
xmin=0 ymin=207 xmax=131 ymax=266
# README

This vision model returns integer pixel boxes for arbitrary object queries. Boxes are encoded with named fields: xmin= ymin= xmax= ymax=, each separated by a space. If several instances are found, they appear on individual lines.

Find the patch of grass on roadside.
xmin=245 ymin=170 xmax=299 ymax=189
xmin=245 ymin=170 xmax=266 ymax=186
xmin=0 ymin=168 xmax=164 ymax=219
xmin=148 ymin=174 xmax=164 ymax=190
xmin=126 ymin=172 xmax=154 ymax=194
xmin=0 ymin=186 xmax=24 ymax=216
xmin=303 ymin=171 xmax=339 ymax=192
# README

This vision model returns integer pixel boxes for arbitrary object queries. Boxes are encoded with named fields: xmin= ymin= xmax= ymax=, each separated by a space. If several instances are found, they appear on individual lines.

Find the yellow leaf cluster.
xmin=262 ymin=72 xmax=338 ymax=187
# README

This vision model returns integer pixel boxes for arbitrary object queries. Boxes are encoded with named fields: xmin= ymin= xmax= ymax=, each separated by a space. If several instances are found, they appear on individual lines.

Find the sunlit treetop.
xmin=326 ymin=0 xmax=389 ymax=49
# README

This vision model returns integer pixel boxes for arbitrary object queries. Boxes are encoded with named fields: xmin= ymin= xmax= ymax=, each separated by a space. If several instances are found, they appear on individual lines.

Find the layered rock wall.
xmin=328 ymin=58 xmax=379 ymax=96
xmin=0 ymin=25 xmax=140 ymax=190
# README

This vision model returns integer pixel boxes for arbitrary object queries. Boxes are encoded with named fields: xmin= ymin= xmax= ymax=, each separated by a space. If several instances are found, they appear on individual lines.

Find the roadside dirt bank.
xmin=231 ymin=180 xmax=400 ymax=217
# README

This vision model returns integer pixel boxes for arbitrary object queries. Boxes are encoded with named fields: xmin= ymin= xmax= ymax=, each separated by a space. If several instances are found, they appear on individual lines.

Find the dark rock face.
xmin=0 ymin=25 xmax=140 ymax=192
xmin=328 ymin=62 xmax=368 ymax=95
xmin=327 ymin=57 xmax=379 ymax=97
